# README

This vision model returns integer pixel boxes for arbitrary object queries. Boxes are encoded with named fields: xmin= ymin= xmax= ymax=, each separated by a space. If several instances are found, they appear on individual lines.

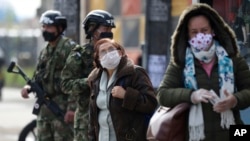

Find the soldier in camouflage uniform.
xmin=21 ymin=10 xmax=77 ymax=141
xmin=60 ymin=10 xmax=116 ymax=141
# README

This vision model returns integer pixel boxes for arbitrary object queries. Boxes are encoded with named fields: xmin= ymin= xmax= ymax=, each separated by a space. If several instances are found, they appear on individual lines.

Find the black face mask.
xmin=42 ymin=31 xmax=58 ymax=42
xmin=99 ymin=32 xmax=113 ymax=39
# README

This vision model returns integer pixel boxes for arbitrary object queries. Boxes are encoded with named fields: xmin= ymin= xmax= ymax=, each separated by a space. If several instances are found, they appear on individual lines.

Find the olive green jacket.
xmin=157 ymin=3 xmax=250 ymax=141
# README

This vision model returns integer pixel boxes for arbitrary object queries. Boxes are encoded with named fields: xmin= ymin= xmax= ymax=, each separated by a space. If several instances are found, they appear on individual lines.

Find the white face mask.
xmin=100 ymin=50 xmax=121 ymax=69
xmin=189 ymin=33 xmax=213 ymax=51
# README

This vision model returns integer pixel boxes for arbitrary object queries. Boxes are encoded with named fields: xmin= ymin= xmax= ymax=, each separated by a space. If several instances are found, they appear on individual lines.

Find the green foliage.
xmin=3 ymin=66 xmax=35 ymax=88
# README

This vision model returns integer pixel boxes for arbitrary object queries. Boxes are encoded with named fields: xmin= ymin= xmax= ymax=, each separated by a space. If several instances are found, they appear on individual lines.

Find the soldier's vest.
xmin=35 ymin=37 xmax=75 ymax=97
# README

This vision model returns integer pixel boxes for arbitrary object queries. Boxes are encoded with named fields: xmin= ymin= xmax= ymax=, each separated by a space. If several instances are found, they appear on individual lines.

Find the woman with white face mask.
xmin=157 ymin=3 xmax=250 ymax=141
xmin=87 ymin=38 xmax=158 ymax=141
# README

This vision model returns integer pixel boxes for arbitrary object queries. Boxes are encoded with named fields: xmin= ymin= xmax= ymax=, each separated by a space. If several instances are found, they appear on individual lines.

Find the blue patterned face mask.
xmin=189 ymin=33 xmax=213 ymax=51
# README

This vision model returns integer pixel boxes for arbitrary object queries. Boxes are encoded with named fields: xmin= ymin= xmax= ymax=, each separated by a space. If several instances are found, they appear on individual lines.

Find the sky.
xmin=7 ymin=0 xmax=41 ymax=20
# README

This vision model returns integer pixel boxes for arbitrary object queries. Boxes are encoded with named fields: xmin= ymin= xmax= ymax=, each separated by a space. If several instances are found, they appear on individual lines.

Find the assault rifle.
xmin=7 ymin=61 xmax=73 ymax=133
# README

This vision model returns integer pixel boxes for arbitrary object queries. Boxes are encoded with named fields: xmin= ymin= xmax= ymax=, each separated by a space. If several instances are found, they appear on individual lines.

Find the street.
xmin=0 ymin=87 xmax=36 ymax=141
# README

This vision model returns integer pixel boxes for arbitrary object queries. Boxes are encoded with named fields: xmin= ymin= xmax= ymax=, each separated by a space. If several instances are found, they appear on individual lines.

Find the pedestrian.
xmin=232 ymin=9 xmax=247 ymax=56
xmin=157 ymin=3 xmax=250 ymax=141
xmin=87 ymin=38 xmax=158 ymax=141
xmin=20 ymin=10 xmax=77 ymax=141
xmin=60 ymin=10 xmax=116 ymax=141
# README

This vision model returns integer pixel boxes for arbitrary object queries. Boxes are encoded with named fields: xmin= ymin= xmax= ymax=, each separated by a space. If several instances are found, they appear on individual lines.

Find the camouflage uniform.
xmin=34 ymin=36 xmax=77 ymax=141
xmin=61 ymin=43 xmax=94 ymax=141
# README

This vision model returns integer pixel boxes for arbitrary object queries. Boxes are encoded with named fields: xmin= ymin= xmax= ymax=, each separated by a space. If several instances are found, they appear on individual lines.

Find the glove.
xmin=191 ymin=88 xmax=214 ymax=104
xmin=209 ymin=90 xmax=220 ymax=105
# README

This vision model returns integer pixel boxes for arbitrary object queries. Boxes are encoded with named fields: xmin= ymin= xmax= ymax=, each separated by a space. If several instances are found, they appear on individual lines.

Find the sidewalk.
xmin=0 ymin=87 xmax=36 ymax=141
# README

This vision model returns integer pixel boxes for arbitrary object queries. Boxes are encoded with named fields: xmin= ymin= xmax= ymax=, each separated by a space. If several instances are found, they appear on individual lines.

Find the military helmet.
xmin=40 ymin=10 xmax=67 ymax=31
xmin=82 ymin=10 xmax=116 ymax=38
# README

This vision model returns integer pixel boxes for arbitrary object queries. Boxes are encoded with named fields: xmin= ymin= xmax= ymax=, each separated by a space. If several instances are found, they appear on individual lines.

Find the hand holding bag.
xmin=147 ymin=103 xmax=190 ymax=141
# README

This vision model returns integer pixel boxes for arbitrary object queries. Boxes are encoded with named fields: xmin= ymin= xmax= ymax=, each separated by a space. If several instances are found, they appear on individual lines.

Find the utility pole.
xmin=53 ymin=0 xmax=80 ymax=43
xmin=144 ymin=0 xmax=171 ymax=89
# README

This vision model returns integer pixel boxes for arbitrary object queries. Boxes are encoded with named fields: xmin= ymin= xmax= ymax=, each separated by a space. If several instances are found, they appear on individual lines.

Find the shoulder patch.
xmin=69 ymin=40 xmax=76 ymax=45
xmin=72 ymin=45 xmax=82 ymax=51
xmin=72 ymin=44 xmax=93 ymax=52
xmin=73 ymin=52 xmax=82 ymax=58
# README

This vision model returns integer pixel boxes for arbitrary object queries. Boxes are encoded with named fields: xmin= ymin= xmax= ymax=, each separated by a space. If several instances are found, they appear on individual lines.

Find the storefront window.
xmin=212 ymin=0 xmax=250 ymax=57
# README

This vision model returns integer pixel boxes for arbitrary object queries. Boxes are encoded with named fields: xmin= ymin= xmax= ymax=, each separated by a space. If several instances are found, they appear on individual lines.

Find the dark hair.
xmin=94 ymin=38 xmax=126 ymax=68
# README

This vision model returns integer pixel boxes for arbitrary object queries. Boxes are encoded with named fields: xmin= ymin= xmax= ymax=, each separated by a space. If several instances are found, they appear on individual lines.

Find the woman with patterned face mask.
xmin=157 ymin=3 xmax=250 ymax=141
xmin=87 ymin=38 xmax=157 ymax=141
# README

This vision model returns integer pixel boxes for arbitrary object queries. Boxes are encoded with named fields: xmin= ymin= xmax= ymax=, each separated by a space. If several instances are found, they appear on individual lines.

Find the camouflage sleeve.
xmin=61 ymin=39 xmax=79 ymax=111
xmin=31 ymin=55 xmax=41 ymax=81
xmin=32 ymin=48 xmax=46 ymax=82
xmin=67 ymin=95 xmax=77 ymax=111
xmin=61 ymin=45 xmax=94 ymax=95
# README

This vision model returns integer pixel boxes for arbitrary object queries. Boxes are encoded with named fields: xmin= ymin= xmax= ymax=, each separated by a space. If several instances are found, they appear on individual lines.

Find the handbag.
xmin=147 ymin=103 xmax=190 ymax=141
